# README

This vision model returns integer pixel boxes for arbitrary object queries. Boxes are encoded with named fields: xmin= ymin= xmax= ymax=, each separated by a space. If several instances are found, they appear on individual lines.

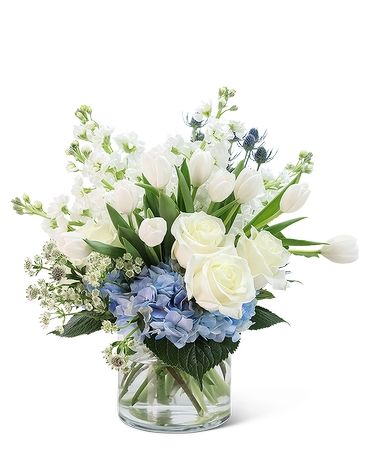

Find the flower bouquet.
xmin=13 ymin=87 xmax=358 ymax=433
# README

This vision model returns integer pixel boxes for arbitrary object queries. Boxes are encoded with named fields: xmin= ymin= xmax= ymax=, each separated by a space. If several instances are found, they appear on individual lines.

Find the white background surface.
xmin=1 ymin=1 xmax=367 ymax=459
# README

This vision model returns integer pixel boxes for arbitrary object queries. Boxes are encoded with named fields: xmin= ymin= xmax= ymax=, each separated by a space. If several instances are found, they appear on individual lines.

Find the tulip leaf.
xmin=106 ymin=203 xmax=130 ymax=231
xmin=141 ymin=175 xmax=160 ymax=216
xmin=249 ymin=306 xmax=288 ymax=330
xmin=136 ymin=182 xmax=159 ymax=197
xmin=176 ymin=166 xmax=194 ymax=212
xmin=224 ymin=202 xmax=241 ymax=233
xmin=144 ymin=335 xmax=239 ymax=387
xmin=266 ymin=217 xmax=307 ymax=236
xmin=118 ymin=226 xmax=152 ymax=265
xmin=133 ymin=210 xmax=144 ymax=227
xmin=243 ymin=173 xmax=301 ymax=236
xmin=158 ymin=192 xmax=179 ymax=258
xmin=212 ymin=199 xmax=238 ymax=219
xmin=85 ymin=239 xmax=125 ymax=258
xmin=180 ymin=159 xmax=191 ymax=188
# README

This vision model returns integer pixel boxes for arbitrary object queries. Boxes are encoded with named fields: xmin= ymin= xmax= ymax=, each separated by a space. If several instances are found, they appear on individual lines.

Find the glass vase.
xmin=118 ymin=356 xmax=231 ymax=433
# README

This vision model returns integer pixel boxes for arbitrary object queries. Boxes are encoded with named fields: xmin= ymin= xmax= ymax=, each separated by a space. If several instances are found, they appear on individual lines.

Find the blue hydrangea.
xmin=101 ymin=262 xmax=256 ymax=349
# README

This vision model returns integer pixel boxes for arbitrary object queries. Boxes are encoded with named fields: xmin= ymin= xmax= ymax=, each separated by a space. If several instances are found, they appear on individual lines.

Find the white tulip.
xmin=188 ymin=149 xmax=214 ymax=187
xmin=321 ymin=235 xmax=359 ymax=263
xmin=138 ymin=217 xmax=167 ymax=247
xmin=237 ymin=228 xmax=290 ymax=290
xmin=280 ymin=183 xmax=310 ymax=213
xmin=171 ymin=211 xmax=234 ymax=269
xmin=234 ymin=168 xmax=265 ymax=204
xmin=112 ymin=179 xmax=139 ymax=215
xmin=185 ymin=252 xmax=256 ymax=319
xmin=208 ymin=169 xmax=236 ymax=202
xmin=55 ymin=231 xmax=91 ymax=267
xmin=142 ymin=153 xmax=172 ymax=189
xmin=83 ymin=219 xmax=119 ymax=247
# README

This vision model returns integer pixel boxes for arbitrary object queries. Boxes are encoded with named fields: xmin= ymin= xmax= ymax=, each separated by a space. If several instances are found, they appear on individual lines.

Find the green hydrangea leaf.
xmin=249 ymin=306 xmax=288 ymax=330
xmin=144 ymin=336 xmax=239 ymax=387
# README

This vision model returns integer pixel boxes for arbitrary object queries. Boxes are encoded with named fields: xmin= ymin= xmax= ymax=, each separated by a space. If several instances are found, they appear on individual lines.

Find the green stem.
xmin=128 ymin=214 xmax=135 ymax=229
xmin=290 ymin=249 xmax=321 ymax=257
xmin=166 ymin=367 xmax=204 ymax=417
xmin=119 ymin=363 xmax=146 ymax=399
xmin=131 ymin=377 xmax=150 ymax=405
xmin=191 ymin=186 xmax=198 ymax=201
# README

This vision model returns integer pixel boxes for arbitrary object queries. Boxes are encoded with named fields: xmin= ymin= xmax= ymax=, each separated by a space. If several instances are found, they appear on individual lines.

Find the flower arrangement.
xmin=13 ymin=87 xmax=358 ymax=432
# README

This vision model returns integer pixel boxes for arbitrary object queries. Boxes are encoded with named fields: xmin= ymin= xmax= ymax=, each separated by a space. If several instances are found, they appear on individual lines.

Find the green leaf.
xmin=266 ymin=217 xmax=307 ymax=236
xmin=233 ymin=159 xmax=245 ymax=177
xmin=180 ymin=159 xmax=191 ymax=188
xmin=256 ymin=289 xmax=275 ymax=300
xmin=106 ymin=204 xmax=130 ymax=231
xmin=85 ymin=239 xmax=125 ymax=258
xmin=224 ymin=202 xmax=241 ymax=232
xmin=212 ymin=199 xmax=239 ymax=219
xmin=118 ymin=226 xmax=151 ymax=264
xmin=136 ymin=182 xmax=159 ymax=197
xmin=243 ymin=174 xmax=301 ymax=236
xmin=250 ymin=306 xmax=288 ymax=330
xmin=144 ymin=336 xmax=239 ymax=387
xmin=142 ymin=175 xmax=159 ymax=216
xmin=51 ymin=311 xmax=114 ymax=337
xmin=176 ymin=166 xmax=194 ymax=212
xmin=282 ymin=238 xmax=326 ymax=247
xmin=133 ymin=210 xmax=144 ymax=227
xmin=158 ymin=192 xmax=179 ymax=258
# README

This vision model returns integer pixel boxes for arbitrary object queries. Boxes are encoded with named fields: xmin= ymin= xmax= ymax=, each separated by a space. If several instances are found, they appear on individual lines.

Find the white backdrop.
xmin=1 ymin=1 xmax=367 ymax=459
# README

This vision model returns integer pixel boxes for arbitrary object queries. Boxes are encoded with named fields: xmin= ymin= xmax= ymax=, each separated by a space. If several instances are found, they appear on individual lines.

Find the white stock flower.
xmin=185 ymin=252 xmax=256 ymax=319
xmin=138 ymin=217 xmax=167 ymax=247
xmin=171 ymin=211 xmax=234 ymax=269
xmin=205 ymin=119 xmax=232 ymax=144
xmin=237 ymin=228 xmax=290 ymax=290
xmin=55 ymin=231 xmax=92 ymax=267
xmin=142 ymin=149 xmax=172 ymax=189
xmin=234 ymin=168 xmax=265 ymax=204
xmin=188 ymin=149 xmax=214 ymax=187
xmin=208 ymin=169 xmax=235 ymax=202
xmin=111 ymin=179 xmax=139 ymax=215
xmin=114 ymin=132 xmax=144 ymax=155
xmin=228 ymin=120 xmax=246 ymax=139
xmin=280 ymin=183 xmax=310 ymax=213
xmin=208 ymin=142 xmax=230 ymax=168
xmin=193 ymin=101 xmax=212 ymax=122
xmin=320 ymin=235 xmax=359 ymax=263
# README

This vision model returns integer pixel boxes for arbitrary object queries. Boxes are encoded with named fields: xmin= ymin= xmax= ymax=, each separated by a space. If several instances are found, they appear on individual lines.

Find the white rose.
xmin=321 ymin=235 xmax=359 ymax=263
xmin=234 ymin=168 xmax=265 ymax=204
xmin=112 ymin=180 xmax=139 ymax=215
xmin=138 ymin=217 xmax=167 ymax=247
xmin=280 ymin=183 xmax=310 ymax=213
xmin=55 ymin=231 xmax=91 ymax=267
xmin=188 ymin=149 xmax=214 ymax=187
xmin=185 ymin=252 xmax=256 ymax=319
xmin=171 ymin=211 xmax=234 ymax=269
xmin=237 ymin=228 xmax=290 ymax=290
xmin=208 ymin=169 xmax=236 ymax=202
xmin=142 ymin=152 xmax=172 ymax=189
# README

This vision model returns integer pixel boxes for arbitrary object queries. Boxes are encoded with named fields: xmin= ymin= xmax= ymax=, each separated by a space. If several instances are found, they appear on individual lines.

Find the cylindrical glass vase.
xmin=118 ymin=356 xmax=231 ymax=433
